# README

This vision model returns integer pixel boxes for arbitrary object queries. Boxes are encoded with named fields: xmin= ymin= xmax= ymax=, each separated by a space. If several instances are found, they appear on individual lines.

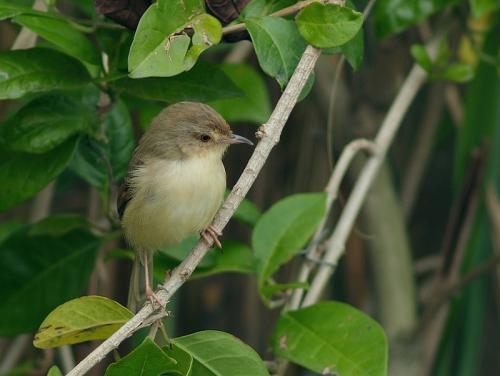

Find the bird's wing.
xmin=117 ymin=180 xmax=131 ymax=221
xmin=117 ymin=157 xmax=142 ymax=220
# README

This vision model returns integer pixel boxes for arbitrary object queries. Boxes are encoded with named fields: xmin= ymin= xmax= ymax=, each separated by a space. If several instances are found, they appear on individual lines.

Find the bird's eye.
xmin=200 ymin=134 xmax=211 ymax=142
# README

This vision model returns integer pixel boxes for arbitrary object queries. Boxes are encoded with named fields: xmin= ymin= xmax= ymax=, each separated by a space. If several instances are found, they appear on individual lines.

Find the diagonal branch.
xmin=67 ymin=45 xmax=321 ymax=376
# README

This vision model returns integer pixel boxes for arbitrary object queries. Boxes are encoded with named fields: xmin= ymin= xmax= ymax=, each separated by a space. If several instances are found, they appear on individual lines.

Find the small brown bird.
xmin=118 ymin=102 xmax=252 ymax=310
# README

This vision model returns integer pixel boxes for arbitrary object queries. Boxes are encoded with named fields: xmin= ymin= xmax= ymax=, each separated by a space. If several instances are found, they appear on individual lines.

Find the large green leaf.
xmin=322 ymin=1 xmax=364 ymax=70
xmin=0 ymin=137 xmax=78 ymax=212
xmin=233 ymin=195 xmax=262 ymax=226
xmin=34 ymin=296 xmax=133 ymax=348
xmin=252 ymin=193 xmax=326 ymax=302
xmin=272 ymin=302 xmax=388 ymax=375
xmin=172 ymin=330 xmax=269 ymax=375
xmin=155 ymin=240 xmax=257 ymax=280
xmin=105 ymin=338 xmax=177 ymax=376
xmin=12 ymin=14 xmax=100 ymax=65
xmin=245 ymin=16 xmax=307 ymax=89
xmin=0 ymin=1 xmax=37 ymax=20
xmin=373 ymin=0 xmax=460 ymax=37
xmin=0 ymin=48 xmax=91 ymax=99
xmin=128 ymin=0 xmax=221 ymax=78
xmin=28 ymin=214 xmax=91 ymax=237
xmin=70 ymin=99 xmax=134 ymax=194
xmin=295 ymin=3 xmax=363 ymax=48
xmin=113 ymin=62 xmax=242 ymax=103
xmin=210 ymin=64 xmax=271 ymax=124
xmin=0 ymin=226 xmax=100 ymax=336
xmin=0 ymin=220 xmax=24 ymax=244
xmin=104 ymin=100 xmax=135 ymax=181
xmin=0 ymin=95 xmax=97 ymax=154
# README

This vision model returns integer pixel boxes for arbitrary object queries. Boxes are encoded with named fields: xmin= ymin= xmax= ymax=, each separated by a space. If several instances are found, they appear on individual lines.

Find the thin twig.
xmin=288 ymin=0 xmax=379 ymax=311
xmin=221 ymin=0 xmax=342 ymax=35
xmin=58 ymin=346 xmax=75 ymax=374
xmin=0 ymin=335 xmax=31 ymax=374
xmin=288 ymin=138 xmax=377 ymax=309
xmin=302 ymin=41 xmax=438 ymax=307
xmin=67 ymin=45 xmax=321 ymax=376
xmin=326 ymin=56 xmax=346 ymax=171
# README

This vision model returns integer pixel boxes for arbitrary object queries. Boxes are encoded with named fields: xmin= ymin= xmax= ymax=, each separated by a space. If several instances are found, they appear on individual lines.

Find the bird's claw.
xmin=146 ymin=286 xmax=163 ymax=309
xmin=202 ymin=225 xmax=222 ymax=249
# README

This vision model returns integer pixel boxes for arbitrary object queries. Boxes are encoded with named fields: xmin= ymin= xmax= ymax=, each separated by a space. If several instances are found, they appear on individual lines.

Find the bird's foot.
xmin=146 ymin=285 xmax=163 ymax=309
xmin=201 ymin=225 xmax=222 ymax=249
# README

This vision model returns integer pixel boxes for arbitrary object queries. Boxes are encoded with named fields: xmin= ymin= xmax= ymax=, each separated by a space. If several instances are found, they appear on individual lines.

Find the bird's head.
xmin=140 ymin=102 xmax=253 ymax=160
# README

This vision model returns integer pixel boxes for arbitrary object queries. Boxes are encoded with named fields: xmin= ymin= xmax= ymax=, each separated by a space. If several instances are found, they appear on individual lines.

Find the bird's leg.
xmin=143 ymin=259 xmax=162 ymax=308
xmin=201 ymin=225 xmax=222 ymax=249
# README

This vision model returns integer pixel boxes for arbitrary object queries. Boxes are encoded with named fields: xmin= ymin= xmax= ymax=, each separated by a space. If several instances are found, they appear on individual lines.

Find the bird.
xmin=117 ymin=101 xmax=253 ymax=311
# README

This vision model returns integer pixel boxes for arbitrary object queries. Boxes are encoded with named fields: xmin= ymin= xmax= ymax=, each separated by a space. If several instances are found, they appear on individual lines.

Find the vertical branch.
xmin=302 ymin=57 xmax=434 ymax=307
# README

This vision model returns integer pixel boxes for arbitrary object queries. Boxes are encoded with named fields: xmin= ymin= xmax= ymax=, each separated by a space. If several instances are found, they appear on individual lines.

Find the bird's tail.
xmin=127 ymin=251 xmax=153 ymax=312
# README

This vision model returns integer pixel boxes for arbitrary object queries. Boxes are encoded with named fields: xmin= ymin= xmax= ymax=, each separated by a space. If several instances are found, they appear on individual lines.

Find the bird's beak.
xmin=226 ymin=134 xmax=254 ymax=146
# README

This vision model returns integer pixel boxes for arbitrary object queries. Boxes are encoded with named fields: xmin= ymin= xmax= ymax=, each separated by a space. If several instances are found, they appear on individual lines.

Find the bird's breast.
xmin=122 ymin=156 xmax=226 ymax=252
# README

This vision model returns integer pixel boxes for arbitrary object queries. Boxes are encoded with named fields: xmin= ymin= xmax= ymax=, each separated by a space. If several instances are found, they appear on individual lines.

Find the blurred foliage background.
xmin=0 ymin=0 xmax=499 ymax=375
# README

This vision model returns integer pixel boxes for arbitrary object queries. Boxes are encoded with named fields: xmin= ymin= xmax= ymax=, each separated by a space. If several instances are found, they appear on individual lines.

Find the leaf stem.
xmin=221 ymin=0 xmax=343 ymax=35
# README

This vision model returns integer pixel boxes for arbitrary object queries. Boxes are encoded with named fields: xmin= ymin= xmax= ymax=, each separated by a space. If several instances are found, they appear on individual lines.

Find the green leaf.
xmin=103 ymin=100 xmax=135 ymax=181
xmin=239 ymin=0 xmax=296 ymax=19
xmin=105 ymin=338 xmax=177 ymax=376
xmin=70 ymin=100 xmax=134 ymax=193
xmin=113 ymin=62 xmax=242 ymax=103
xmin=0 ymin=47 xmax=91 ymax=99
xmin=155 ymin=240 xmax=257 ymax=279
xmin=172 ymin=330 xmax=269 ymax=375
xmin=210 ymin=64 xmax=271 ymax=124
xmin=295 ymin=3 xmax=363 ymax=48
xmin=12 ymin=14 xmax=100 ymax=65
xmin=245 ymin=16 xmax=307 ymax=89
xmin=0 ymin=227 xmax=100 ymax=335
xmin=70 ymin=136 xmax=110 ymax=194
xmin=0 ymin=1 xmax=35 ymax=20
xmin=28 ymin=214 xmax=90 ymax=237
xmin=233 ymin=195 xmax=262 ymax=226
xmin=128 ymin=0 xmax=221 ymax=78
xmin=373 ymin=0 xmax=460 ymax=37
xmin=0 ymin=137 xmax=78 ymax=212
xmin=46 ymin=366 xmax=63 ymax=376
xmin=164 ymin=343 xmax=193 ymax=375
xmin=260 ymin=281 xmax=308 ymax=298
xmin=441 ymin=62 xmax=475 ymax=83
xmin=194 ymin=241 xmax=257 ymax=278
xmin=271 ymin=302 xmax=388 ymax=375
xmin=322 ymin=1 xmax=364 ymax=70
xmin=410 ymin=44 xmax=432 ymax=72
xmin=0 ymin=95 xmax=97 ymax=154
xmin=34 ymin=296 xmax=133 ymax=348
xmin=252 ymin=193 xmax=326 ymax=302
xmin=0 ymin=220 xmax=24 ymax=245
